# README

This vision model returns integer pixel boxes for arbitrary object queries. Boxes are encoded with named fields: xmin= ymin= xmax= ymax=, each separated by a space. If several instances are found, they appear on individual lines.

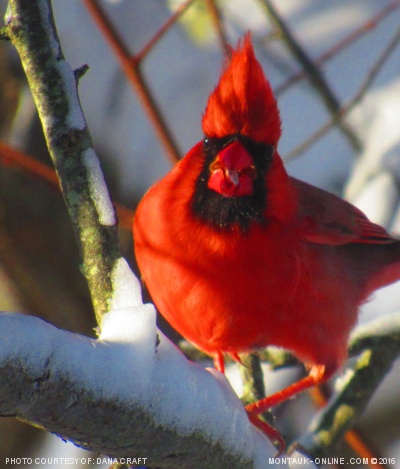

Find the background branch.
xmin=274 ymin=1 xmax=400 ymax=96
xmin=82 ymin=0 xmax=181 ymax=166
xmin=259 ymin=0 xmax=362 ymax=153
xmin=285 ymin=24 xmax=400 ymax=162
xmin=292 ymin=313 xmax=400 ymax=458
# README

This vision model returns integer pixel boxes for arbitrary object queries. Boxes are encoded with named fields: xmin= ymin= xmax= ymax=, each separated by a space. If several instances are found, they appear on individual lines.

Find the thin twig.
xmin=0 ymin=140 xmax=58 ymax=185
xmin=238 ymin=354 xmax=276 ymax=434
xmin=83 ymin=0 xmax=181 ymax=165
xmin=0 ymin=141 xmax=134 ymax=230
xmin=239 ymin=354 xmax=267 ymax=405
xmin=344 ymin=432 xmax=389 ymax=469
xmin=135 ymin=0 xmax=197 ymax=64
xmin=206 ymin=0 xmax=230 ymax=55
xmin=275 ymin=1 xmax=400 ymax=95
xmin=285 ymin=24 xmax=400 ymax=161
xmin=259 ymin=0 xmax=362 ymax=153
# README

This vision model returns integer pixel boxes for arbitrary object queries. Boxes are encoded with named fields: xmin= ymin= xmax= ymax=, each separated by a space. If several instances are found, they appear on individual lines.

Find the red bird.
xmin=133 ymin=35 xmax=400 ymax=449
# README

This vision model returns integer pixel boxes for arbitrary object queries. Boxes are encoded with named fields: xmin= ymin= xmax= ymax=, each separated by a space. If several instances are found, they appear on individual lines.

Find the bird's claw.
xmin=247 ymin=412 xmax=286 ymax=456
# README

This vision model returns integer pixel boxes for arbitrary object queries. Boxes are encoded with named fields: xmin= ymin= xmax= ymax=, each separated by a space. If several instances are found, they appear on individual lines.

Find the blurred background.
xmin=0 ymin=0 xmax=400 ymax=467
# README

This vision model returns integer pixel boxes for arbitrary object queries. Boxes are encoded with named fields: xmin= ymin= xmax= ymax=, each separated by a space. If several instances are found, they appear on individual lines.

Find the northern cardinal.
xmin=133 ymin=35 xmax=400 ymax=450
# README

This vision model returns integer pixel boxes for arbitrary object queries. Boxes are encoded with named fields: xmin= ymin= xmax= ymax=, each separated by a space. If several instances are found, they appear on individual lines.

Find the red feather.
xmin=202 ymin=34 xmax=281 ymax=146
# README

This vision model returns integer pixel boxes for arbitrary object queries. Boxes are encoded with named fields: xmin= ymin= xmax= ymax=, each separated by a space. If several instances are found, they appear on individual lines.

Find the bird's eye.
xmin=203 ymin=137 xmax=211 ymax=151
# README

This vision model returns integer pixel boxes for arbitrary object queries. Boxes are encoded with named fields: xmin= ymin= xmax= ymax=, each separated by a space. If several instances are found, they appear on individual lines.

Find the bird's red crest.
xmin=202 ymin=34 xmax=281 ymax=146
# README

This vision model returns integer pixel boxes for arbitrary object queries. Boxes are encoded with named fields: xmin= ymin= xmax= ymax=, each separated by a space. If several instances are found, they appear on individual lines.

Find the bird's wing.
xmin=291 ymin=177 xmax=395 ymax=245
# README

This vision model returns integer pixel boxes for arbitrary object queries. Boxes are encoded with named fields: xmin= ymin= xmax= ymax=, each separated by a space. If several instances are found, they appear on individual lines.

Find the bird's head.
xmin=202 ymin=34 xmax=281 ymax=148
xmin=200 ymin=35 xmax=281 ymax=201
xmin=191 ymin=34 xmax=290 ymax=230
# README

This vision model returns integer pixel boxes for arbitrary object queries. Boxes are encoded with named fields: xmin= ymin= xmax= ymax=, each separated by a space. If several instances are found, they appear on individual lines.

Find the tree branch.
xmin=274 ymin=1 xmax=400 ymax=96
xmin=285 ymin=24 xmax=400 ymax=162
xmin=82 ymin=0 xmax=181 ymax=166
xmin=0 ymin=310 xmax=273 ymax=468
xmin=259 ymin=0 xmax=362 ymax=153
xmin=206 ymin=0 xmax=230 ymax=55
xmin=291 ymin=313 xmax=400 ymax=457
xmin=5 ymin=0 xmax=121 ymax=325
xmin=134 ymin=0 xmax=197 ymax=65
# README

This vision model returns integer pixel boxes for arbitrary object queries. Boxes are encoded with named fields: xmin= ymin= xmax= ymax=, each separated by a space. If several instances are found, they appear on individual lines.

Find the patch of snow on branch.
xmin=100 ymin=257 xmax=157 ymax=351
xmin=82 ymin=148 xmax=116 ymax=226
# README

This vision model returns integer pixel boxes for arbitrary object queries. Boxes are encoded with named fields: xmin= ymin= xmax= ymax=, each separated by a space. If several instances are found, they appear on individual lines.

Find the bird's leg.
xmin=246 ymin=364 xmax=329 ymax=415
xmin=229 ymin=351 xmax=245 ymax=366
xmin=245 ymin=365 xmax=330 ymax=455
xmin=214 ymin=356 xmax=329 ymax=454
xmin=214 ymin=351 xmax=286 ymax=454
xmin=213 ymin=351 xmax=225 ymax=373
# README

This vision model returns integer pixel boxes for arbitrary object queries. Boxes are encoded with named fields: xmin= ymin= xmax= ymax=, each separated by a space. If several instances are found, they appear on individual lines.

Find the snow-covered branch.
xmin=0 ymin=260 xmax=273 ymax=468
xmin=294 ymin=313 xmax=400 ymax=457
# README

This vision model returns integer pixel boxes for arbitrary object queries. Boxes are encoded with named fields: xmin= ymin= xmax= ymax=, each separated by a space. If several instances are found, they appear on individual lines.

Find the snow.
xmin=108 ymin=257 xmax=143 ymax=309
xmin=333 ymin=367 xmax=356 ymax=394
xmin=39 ymin=0 xmax=61 ymax=58
xmin=100 ymin=257 xmax=157 ymax=365
xmin=0 ymin=303 xmax=276 ymax=467
xmin=3 ymin=3 xmax=11 ymax=24
xmin=82 ymin=148 xmax=116 ymax=226
xmin=57 ymin=60 xmax=87 ymax=131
